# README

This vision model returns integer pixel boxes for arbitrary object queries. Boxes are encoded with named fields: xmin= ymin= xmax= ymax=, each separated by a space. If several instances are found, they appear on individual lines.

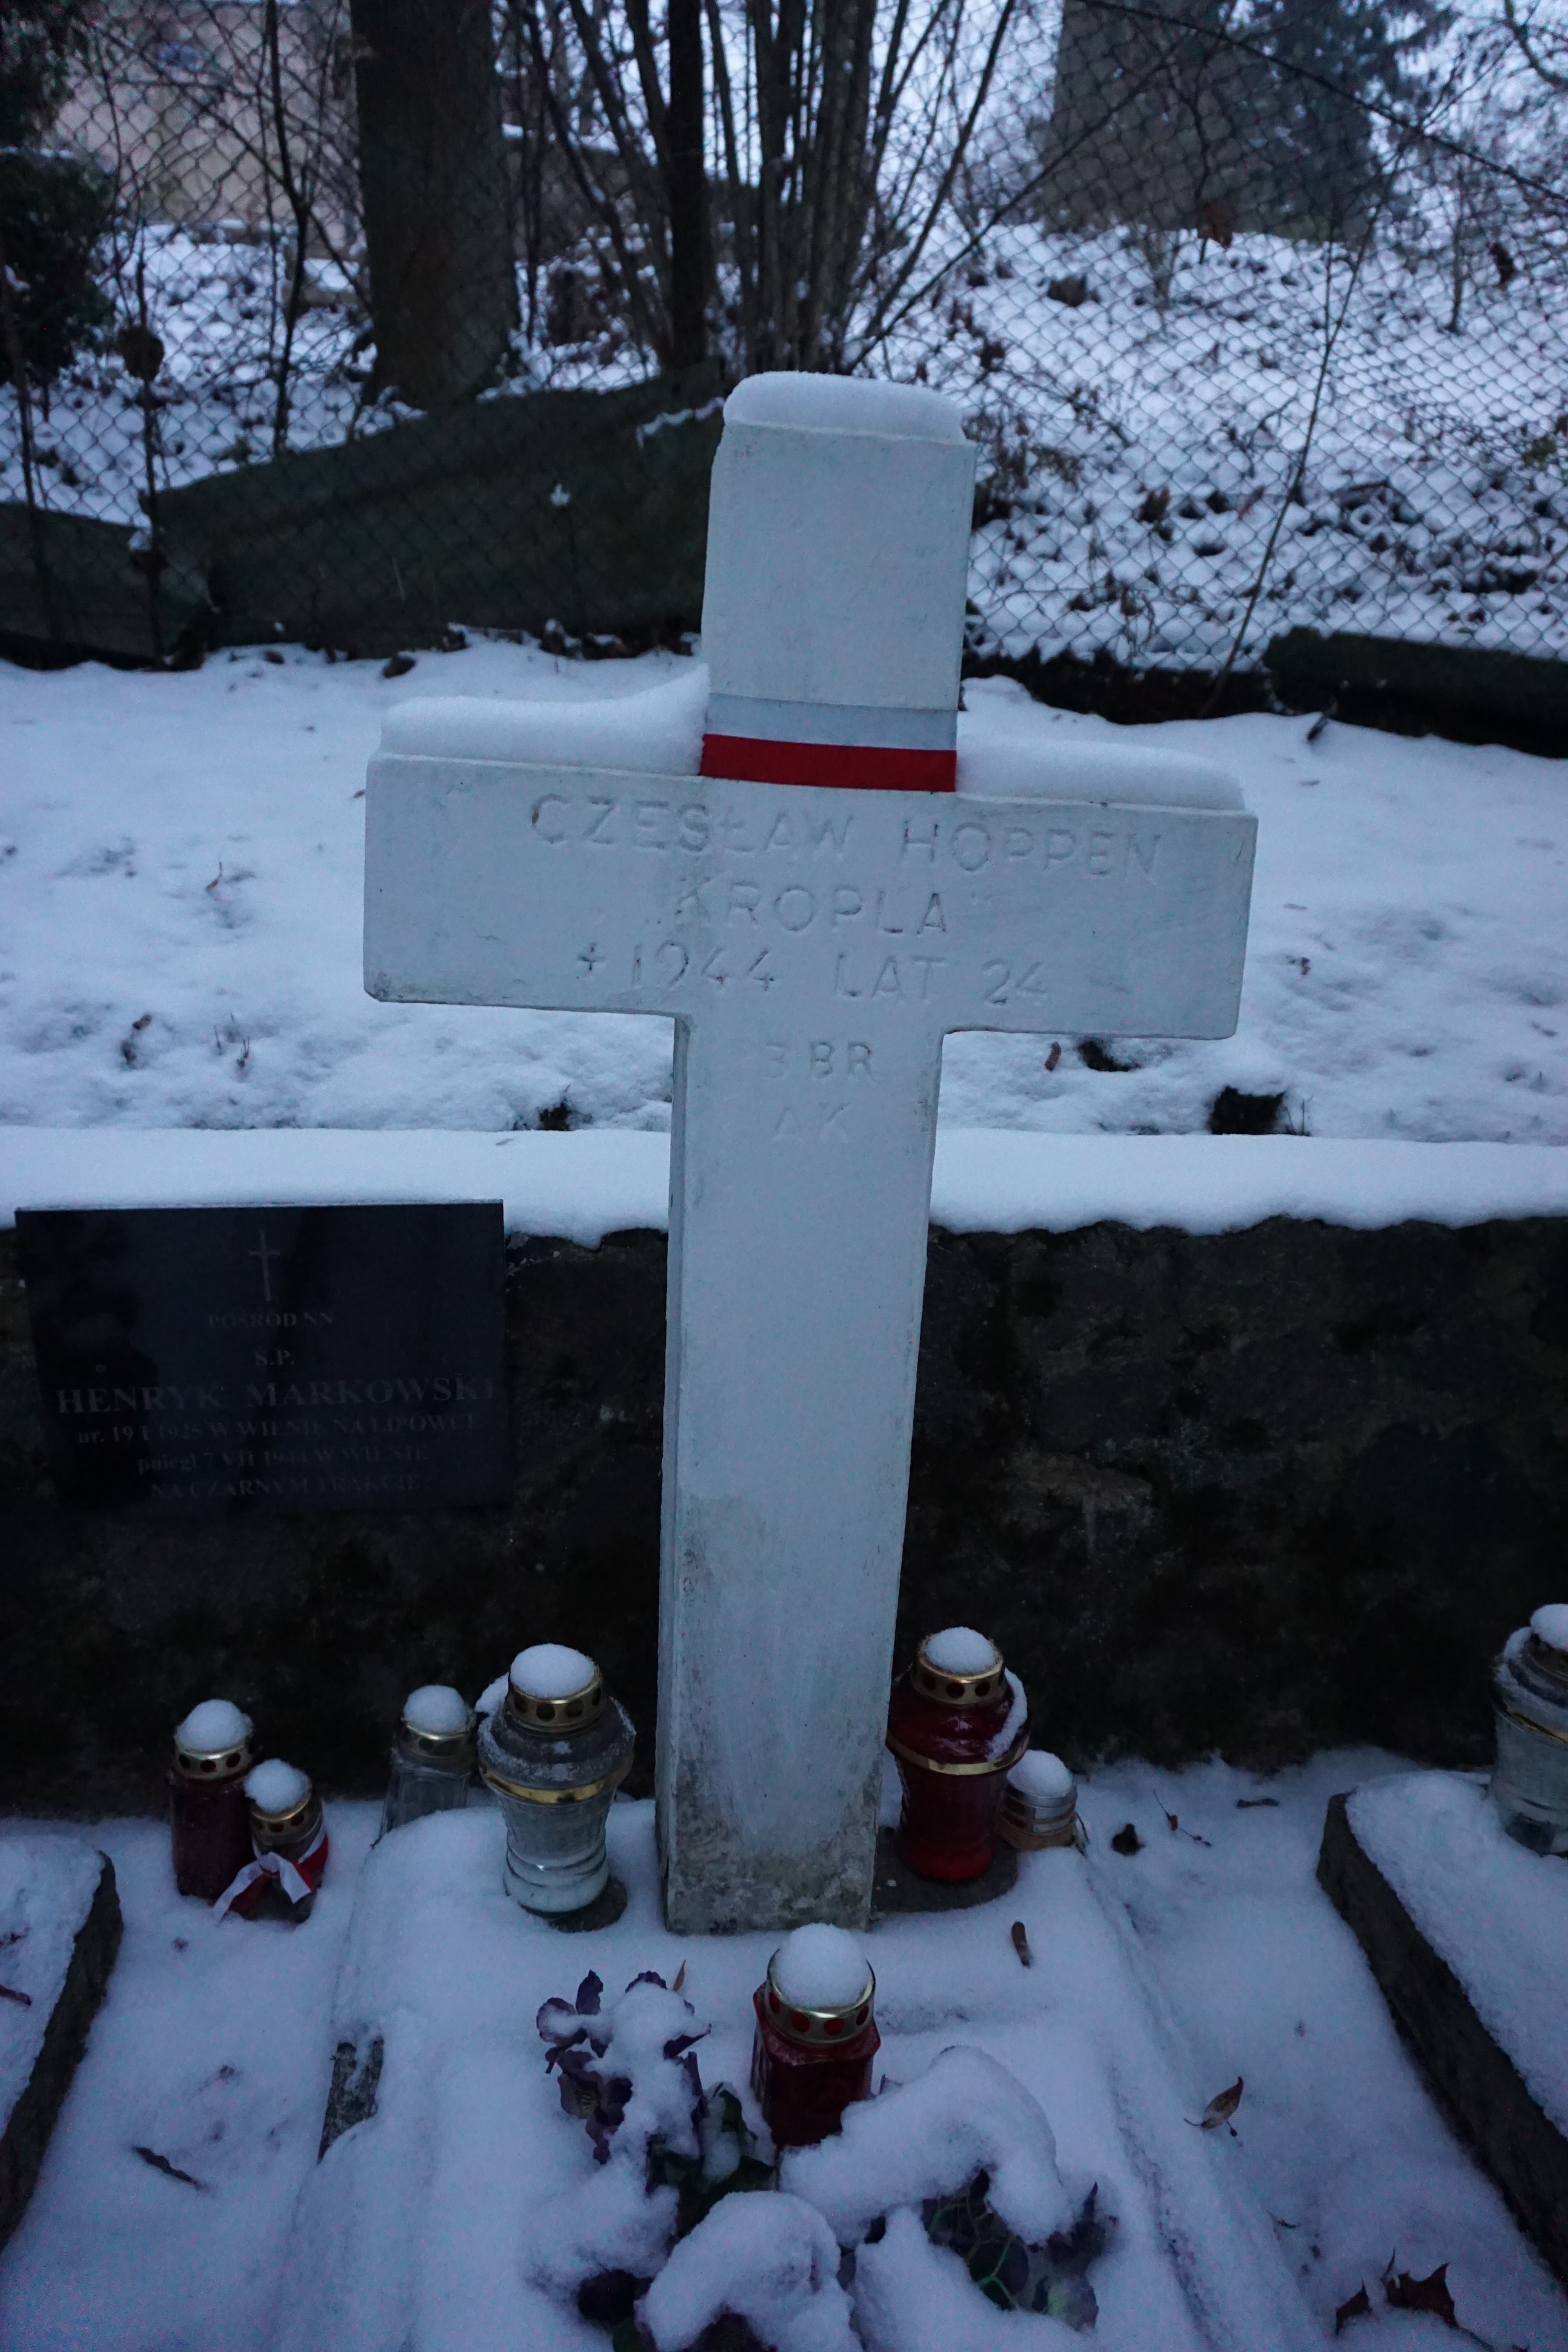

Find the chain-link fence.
xmin=3 ymin=0 xmax=1565 ymax=689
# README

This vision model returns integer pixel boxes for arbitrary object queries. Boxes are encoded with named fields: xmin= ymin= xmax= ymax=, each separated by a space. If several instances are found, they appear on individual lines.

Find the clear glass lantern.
xmin=477 ymin=1645 xmax=634 ymax=1915
xmin=1491 ymin=1604 xmax=1568 ymax=1856
xmin=381 ymin=1683 xmax=476 ymax=1836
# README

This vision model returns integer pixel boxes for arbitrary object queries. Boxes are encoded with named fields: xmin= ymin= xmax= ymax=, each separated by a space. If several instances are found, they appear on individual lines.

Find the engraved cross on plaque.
xmin=363 ymin=378 xmax=1256 ymax=1934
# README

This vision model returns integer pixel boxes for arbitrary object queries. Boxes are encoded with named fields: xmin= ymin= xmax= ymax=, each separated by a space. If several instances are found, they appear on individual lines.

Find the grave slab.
xmin=277 ymin=1799 xmax=1322 ymax=2352
xmin=1317 ymin=1772 xmax=1568 ymax=2285
xmin=365 ymin=761 xmax=1254 ymax=1932
xmin=0 ymin=1836 xmax=122 ymax=2249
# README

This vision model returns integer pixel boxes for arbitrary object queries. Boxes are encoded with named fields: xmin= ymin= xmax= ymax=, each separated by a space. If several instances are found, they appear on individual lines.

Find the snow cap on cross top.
xmin=699 ymin=373 xmax=976 ymax=794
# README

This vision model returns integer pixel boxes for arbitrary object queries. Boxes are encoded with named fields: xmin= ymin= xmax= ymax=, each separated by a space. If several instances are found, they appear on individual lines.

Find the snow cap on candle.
xmin=245 ymin=1759 xmax=310 ymax=1814
xmin=700 ymin=374 xmax=975 ymax=793
xmin=403 ymin=1683 xmax=470 ymax=1735
xmin=176 ymin=1698 xmax=251 ymax=1755
xmin=1531 ymin=1603 xmax=1568 ymax=1655
xmin=510 ymin=1643 xmax=596 ymax=1700
xmin=773 ymin=1922 xmax=871 ymax=2010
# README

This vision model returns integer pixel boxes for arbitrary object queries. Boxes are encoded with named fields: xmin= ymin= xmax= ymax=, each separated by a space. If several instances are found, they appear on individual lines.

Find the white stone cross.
xmin=363 ymin=376 xmax=1255 ymax=1934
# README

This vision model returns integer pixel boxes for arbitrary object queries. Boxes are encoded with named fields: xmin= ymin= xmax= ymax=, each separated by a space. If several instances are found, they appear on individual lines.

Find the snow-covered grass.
xmin=1 ymin=640 xmax=1563 ymax=1144
xmin=4 ymin=218 xmax=1566 ymax=669
xmin=1 ymin=1757 xmax=1562 ymax=2349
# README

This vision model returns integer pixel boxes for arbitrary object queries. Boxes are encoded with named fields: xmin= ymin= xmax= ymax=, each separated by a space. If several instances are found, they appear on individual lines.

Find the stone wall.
xmin=3 ymin=1214 xmax=1565 ymax=1814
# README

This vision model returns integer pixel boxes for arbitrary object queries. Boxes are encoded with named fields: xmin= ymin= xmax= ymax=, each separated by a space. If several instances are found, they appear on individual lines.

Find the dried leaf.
xmin=1010 ymin=1921 xmax=1032 ymax=1968
xmin=115 ymin=321 xmax=165 ymax=382
xmin=1236 ymin=1798 xmax=1279 ymax=1809
xmin=132 ymin=2144 xmax=205 ymax=2189
xmin=1044 ymin=1042 xmax=1062 ymax=1072
xmin=1334 ymin=2284 xmax=1371 ymax=2332
xmin=1198 ymin=195 xmax=1236 ymax=248
xmin=671 ymin=1960 xmax=687 ymax=1993
xmin=1110 ymin=1823 xmax=1143 ymax=1856
xmin=575 ymin=1971 xmax=603 ymax=2016
xmin=1163 ymin=1806 xmax=1212 ymax=1846
xmin=1385 ymin=2262 xmax=1458 ymax=2328
xmin=0 ymin=1983 xmax=33 ymax=2007
xmin=1188 ymin=2077 xmax=1244 ymax=2130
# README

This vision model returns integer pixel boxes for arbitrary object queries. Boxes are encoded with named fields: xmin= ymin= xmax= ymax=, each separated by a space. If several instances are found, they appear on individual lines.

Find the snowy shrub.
xmin=923 ymin=2173 xmax=1111 ymax=2329
xmin=854 ymin=2208 xmax=1079 ymax=2352
xmin=529 ymin=1968 xmax=771 ymax=2332
xmin=538 ymin=1969 xmax=709 ymax=2169
xmin=637 ymin=2193 xmax=856 ymax=2352
xmin=780 ymin=2046 xmax=1076 ymax=2247
xmin=0 ymin=152 xmax=113 ymax=386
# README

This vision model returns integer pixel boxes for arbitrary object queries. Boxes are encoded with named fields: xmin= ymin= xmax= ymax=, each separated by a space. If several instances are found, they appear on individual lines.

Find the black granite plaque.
xmin=16 ymin=1202 xmax=507 ymax=1513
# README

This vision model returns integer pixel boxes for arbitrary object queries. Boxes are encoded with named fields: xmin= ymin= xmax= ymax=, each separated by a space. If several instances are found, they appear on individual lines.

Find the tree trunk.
xmin=351 ymin=0 xmax=519 ymax=409
xmin=665 ymin=0 xmax=707 ymax=367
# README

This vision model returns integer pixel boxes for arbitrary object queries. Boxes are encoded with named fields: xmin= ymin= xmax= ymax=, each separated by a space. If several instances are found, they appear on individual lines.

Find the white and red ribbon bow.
xmin=214 ymin=1820 xmax=329 ymax=1919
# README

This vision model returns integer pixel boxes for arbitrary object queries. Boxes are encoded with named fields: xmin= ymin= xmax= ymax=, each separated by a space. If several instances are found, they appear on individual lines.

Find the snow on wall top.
xmin=723 ymin=373 xmax=966 ymax=442
xmin=4 ymin=1130 xmax=1565 ymax=1246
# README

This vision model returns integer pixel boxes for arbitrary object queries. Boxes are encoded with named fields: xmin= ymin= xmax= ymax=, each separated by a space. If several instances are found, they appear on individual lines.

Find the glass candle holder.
xmin=381 ymin=1683 xmax=476 ymax=1835
xmin=1490 ymin=1604 xmax=1568 ymax=1856
xmin=216 ymin=1761 xmax=329 ymax=1922
xmin=477 ymin=1645 xmax=634 ymax=1915
xmin=169 ymin=1698 xmax=255 ymax=1900
xmin=997 ymin=1749 xmax=1080 ymax=1851
xmin=751 ymin=1927 xmax=879 ymax=2151
xmin=886 ymin=1626 xmax=1028 ymax=1881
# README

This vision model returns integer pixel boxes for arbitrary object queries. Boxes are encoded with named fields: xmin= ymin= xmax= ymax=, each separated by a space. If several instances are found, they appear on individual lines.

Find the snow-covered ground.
xmin=1 ymin=1756 xmax=1563 ymax=2349
xmin=923 ymin=224 xmax=1568 ymax=670
xmin=1 ymin=640 xmax=1564 ymax=1144
xmin=4 ymin=219 xmax=1565 ymax=670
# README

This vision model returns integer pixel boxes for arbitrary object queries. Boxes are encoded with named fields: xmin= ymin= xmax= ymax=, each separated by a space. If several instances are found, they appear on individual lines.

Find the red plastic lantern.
xmin=886 ymin=1627 xmax=1027 ymax=1881
xmin=215 ymin=1761 xmax=329 ymax=1923
xmin=751 ymin=1927 xmax=879 ymax=2151
xmin=168 ymin=1700 xmax=255 ymax=1901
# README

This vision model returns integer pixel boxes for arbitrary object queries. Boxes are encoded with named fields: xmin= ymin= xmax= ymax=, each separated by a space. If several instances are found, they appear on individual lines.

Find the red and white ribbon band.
xmin=214 ymin=1820 xmax=330 ymax=1918
xmin=701 ymin=691 xmax=958 ymax=793
xmin=701 ymin=734 xmax=956 ymax=793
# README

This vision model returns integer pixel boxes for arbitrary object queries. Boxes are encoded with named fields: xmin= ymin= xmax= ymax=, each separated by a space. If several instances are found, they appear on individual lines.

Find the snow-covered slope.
xmin=1 ymin=640 xmax=1562 ymax=1146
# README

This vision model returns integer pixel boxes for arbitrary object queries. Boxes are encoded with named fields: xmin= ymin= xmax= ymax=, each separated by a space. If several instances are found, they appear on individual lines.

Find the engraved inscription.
xmin=527 ymin=787 xmax=1162 ymax=880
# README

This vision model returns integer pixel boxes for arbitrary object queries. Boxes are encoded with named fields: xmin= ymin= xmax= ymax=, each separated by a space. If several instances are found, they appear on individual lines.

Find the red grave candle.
xmin=886 ymin=1627 xmax=1028 ymax=1882
xmin=168 ymin=1699 xmax=255 ymax=1900
xmin=750 ymin=1925 xmax=879 ymax=2151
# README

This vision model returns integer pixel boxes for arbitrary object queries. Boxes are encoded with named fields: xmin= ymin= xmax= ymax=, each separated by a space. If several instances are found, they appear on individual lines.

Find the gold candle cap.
xmin=400 ymin=1684 xmax=476 ymax=1759
xmin=505 ymin=1644 xmax=605 ymax=1730
xmin=763 ymin=1944 xmax=876 ymax=2047
xmin=1527 ymin=1604 xmax=1568 ymax=1679
xmin=913 ymin=1627 xmax=1006 ymax=1707
xmin=244 ymin=1759 xmax=315 ymax=1835
xmin=172 ymin=1699 xmax=254 ymax=1780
